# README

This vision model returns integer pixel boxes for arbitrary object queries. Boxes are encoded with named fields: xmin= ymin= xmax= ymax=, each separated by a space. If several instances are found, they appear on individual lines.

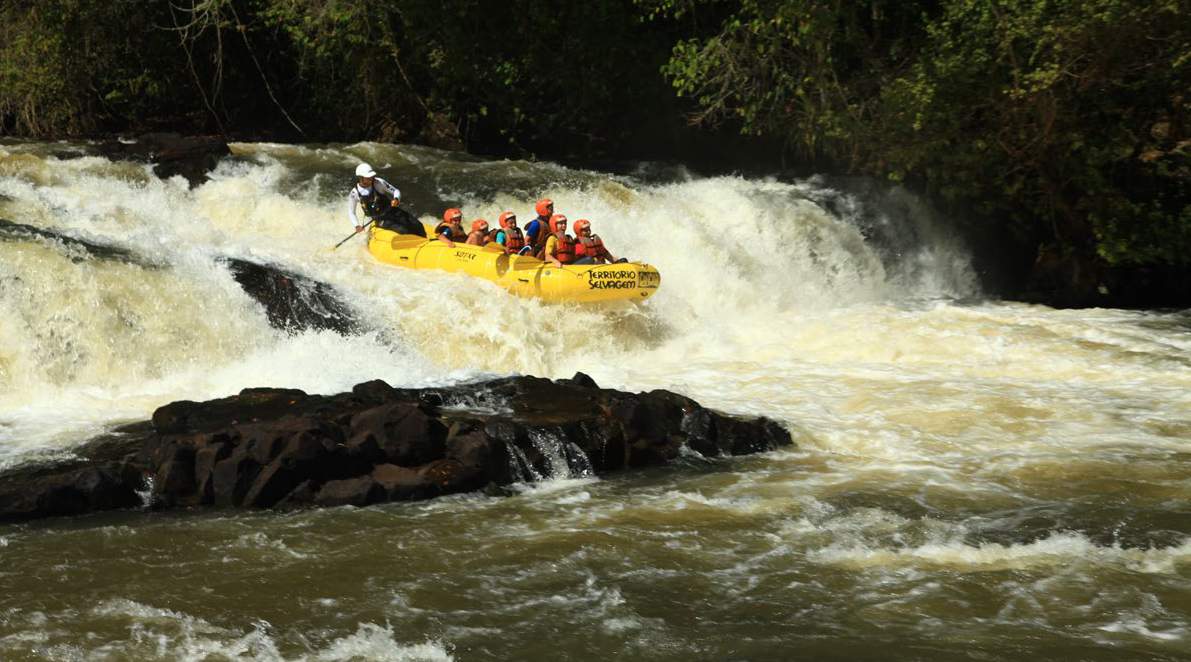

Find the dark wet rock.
xmin=220 ymin=258 xmax=359 ymax=335
xmin=0 ymin=430 xmax=147 ymax=522
xmin=372 ymin=463 xmax=430 ymax=500
xmin=314 ymin=475 xmax=383 ymax=507
xmin=94 ymin=133 xmax=230 ymax=188
xmin=0 ymin=218 xmax=153 ymax=266
xmin=558 ymin=372 xmax=599 ymax=389
xmin=0 ymin=376 xmax=793 ymax=522
xmin=0 ymin=220 xmax=360 ymax=335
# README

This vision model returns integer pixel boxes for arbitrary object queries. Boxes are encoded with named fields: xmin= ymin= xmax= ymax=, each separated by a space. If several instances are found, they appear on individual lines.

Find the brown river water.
xmin=0 ymin=141 xmax=1188 ymax=660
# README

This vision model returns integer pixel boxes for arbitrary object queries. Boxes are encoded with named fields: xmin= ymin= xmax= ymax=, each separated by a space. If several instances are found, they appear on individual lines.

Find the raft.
xmin=367 ymin=226 xmax=661 ymax=303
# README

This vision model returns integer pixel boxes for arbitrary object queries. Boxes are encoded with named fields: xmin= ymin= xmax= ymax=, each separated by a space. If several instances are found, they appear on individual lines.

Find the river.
xmin=1 ymin=140 xmax=1188 ymax=660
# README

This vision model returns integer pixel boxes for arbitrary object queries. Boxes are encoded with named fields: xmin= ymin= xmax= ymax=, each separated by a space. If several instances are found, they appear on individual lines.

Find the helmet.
xmin=573 ymin=219 xmax=591 ymax=234
xmin=549 ymin=213 xmax=568 ymax=233
xmin=443 ymin=208 xmax=463 ymax=223
xmin=471 ymin=219 xmax=489 ymax=233
xmin=535 ymin=198 xmax=554 ymax=218
xmin=355 ymin=163 xmax=377 ymax=178
xmin=498 ymin=211 xmax=517 ymax=228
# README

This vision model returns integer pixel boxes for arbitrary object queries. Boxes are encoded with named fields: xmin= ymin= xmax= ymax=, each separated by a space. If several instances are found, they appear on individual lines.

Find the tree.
xmin=659 ymin=0 xmax=1191 ymax=270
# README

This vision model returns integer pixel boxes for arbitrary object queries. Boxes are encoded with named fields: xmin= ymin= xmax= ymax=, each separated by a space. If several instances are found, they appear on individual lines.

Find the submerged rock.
xmin=94 ymin=133 xmax=231 ymax=187
xmin=0 ymin=220 xmax=359 ymax=335
xmin=220 ymin=257 xmax=359 ymax=335
xmin=0 ymin=376 xmax=792 ymax=523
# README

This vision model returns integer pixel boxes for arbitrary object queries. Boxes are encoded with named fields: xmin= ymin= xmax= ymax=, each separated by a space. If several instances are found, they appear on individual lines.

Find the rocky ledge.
xmin=0 ymin=375 xmax=791 ymax=523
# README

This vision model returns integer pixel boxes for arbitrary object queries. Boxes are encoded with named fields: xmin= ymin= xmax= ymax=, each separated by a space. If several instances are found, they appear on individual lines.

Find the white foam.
xmin=313 ymin=623 xmax=453 ymax=662
xmin=3 ymin=140 xmax=1190 ymax=511
xmin=808 ymin=532 xmax=1191 ymax=574
xmin=1098 ymin=618 xmax=1186 ymax=642
xmin=87 ymin=600 xmax=453 ymax=661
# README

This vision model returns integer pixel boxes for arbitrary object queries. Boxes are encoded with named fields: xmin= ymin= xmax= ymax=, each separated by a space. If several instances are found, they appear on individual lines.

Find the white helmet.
xmin=355 ymin=163 xmax=377 ymax=178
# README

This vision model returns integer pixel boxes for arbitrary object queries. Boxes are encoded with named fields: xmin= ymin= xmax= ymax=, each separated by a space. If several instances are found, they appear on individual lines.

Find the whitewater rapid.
xmin=1 ymin=140 xmax=1189 ymax=660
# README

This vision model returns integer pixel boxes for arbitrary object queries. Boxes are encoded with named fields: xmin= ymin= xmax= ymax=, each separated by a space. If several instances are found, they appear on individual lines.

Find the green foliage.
xmin=3 ymin=0 xmax=1187 ymax=271
xmin=658 ymin=0 xmax=1191 ymax=267
xmin=656 ymin=0 xmax=932 ymax=164
xmin=0 ymin=0 xmax=684 ymax=156
xmin=0 ymin=1 xmax=202 ymax=135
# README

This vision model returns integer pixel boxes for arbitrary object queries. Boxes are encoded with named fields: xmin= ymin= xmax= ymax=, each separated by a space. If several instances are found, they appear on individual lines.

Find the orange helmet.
xmin=443 ymin=208 xmax=463 ymax=223
xmin=535 ymin=198 xmax=554 ymax=218
xmin=498 ymin=211 xmax=518 ymax=228
xmin=573 ymin=219 xmax=591 ymax=234
xmin=549 ymin=213 xmax=568 ymax=233
xmin=471 ymin=219 xmax=489 ymax=233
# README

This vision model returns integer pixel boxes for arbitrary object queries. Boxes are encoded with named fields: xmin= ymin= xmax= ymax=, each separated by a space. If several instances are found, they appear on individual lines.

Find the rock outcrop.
xmin=94 ymin=132 xmax=231 ymax=187
xmin=0 ymin=375 xmax=791 ymax=523
xmin=0 ymin=219 xmax=359 ymax=335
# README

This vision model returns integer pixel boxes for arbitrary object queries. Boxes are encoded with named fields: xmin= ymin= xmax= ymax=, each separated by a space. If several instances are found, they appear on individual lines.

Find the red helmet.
xmin=443 ymin=208 xmax=463 ymax=223
xmin=549 ymin=213 xmax=568 ymax=233
xmin=535 ymin=198 xmax=554 ymax=218
xmin=471 ymin=219 xmax=489 ymax=233
xmin=498 ymin=211 xmax=518 ymax=229
xmin=573 ymin=219 xmax=591 ymax=234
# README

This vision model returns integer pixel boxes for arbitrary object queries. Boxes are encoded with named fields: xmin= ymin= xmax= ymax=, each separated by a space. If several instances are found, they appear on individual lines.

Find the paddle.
xmin=331 ymin=219 xmax=374 ymax=250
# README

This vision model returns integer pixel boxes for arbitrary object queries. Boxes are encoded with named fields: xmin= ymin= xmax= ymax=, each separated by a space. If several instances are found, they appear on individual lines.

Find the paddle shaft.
xmin=332 ymin=219 xmax=374 ymax=250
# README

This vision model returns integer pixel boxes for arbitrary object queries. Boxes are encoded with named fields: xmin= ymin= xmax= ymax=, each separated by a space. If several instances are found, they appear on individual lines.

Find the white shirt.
xmin=347 ymin=178 xmax=401 ymax=228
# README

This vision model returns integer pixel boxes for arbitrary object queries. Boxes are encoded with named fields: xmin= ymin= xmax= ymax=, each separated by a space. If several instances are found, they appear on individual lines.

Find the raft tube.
xmin=367 ymin=227 xmax=661 ymax=303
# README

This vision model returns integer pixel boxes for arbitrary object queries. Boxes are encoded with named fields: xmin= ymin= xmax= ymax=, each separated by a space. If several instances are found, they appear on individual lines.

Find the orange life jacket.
xmin=502 ymin=227 xmax=526 ymax=253
xmin=550 ymin=231 xmax=575 ymax=264
xmin=575 ymin=234 xmax=609 ymax=262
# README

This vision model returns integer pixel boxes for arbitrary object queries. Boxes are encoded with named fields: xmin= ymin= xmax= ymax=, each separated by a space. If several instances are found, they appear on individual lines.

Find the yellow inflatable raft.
xmin=367 ymin=227 xmax=661 ymax=303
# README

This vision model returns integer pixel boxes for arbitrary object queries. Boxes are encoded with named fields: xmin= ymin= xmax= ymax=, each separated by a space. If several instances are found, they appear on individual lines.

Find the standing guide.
xmin=347 ymin=163 xmax=425 ymax=237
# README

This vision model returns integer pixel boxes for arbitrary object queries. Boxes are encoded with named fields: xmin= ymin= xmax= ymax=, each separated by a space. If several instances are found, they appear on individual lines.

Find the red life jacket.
xmin=551 ymin=231 xmax=575 ymax=264
xmin=503 ymin=227 xmax=525 ymax=253
xmin=575 ymin=234 xmax=609 ymax=262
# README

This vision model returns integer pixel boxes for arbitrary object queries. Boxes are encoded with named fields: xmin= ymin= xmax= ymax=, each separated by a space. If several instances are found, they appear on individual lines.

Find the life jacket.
xmin=575 ymin=234 xmax=609 ymax=262
xmin=351 ymin=182 xmax=394 ymax=220
xmin=529 ymin=217 xmax=552 ymax=254
xmin=434 ymin=223 xmax=467 ymax=242
xmin=467 ymin=230 xmax=491 ymax=246
xmin=549 ymin=231 xmax=575 ymax=264
xmin=502 ymin=227 xmax=526 ymax=253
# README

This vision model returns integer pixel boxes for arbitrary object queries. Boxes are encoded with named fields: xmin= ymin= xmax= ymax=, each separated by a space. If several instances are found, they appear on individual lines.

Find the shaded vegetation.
xmin=651 ymin=0 xmax=1190 ymax=302
xmin=1 ymin=0 xmax=1188 ymax=305
xmin=0 ymin=0 xmax=690 ymax=158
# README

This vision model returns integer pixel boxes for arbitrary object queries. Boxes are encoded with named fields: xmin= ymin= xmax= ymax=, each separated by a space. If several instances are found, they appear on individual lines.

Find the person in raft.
xmin=494 ymin=211 xmax=529 ymax=254
xmin=434 ymin=208 xmax=469 ymax=247
xmin=524 ymin=198 xmax=555 ymax=256
xmin=572 ymin=219 xmax=626 ymax=264
xmin=541 ymin=214 xmax=575 ymax=267
xmin=466 ymin=219 xmax=493 ymax=246
xmin=347 ymin=163 xmax=424 ymax=236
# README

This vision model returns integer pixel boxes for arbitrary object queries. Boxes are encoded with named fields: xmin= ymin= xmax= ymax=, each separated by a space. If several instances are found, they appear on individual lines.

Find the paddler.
xmin=466 ymin=219 xmax=493 ymax=246
xmin=434 ymin=208 xmax=469 ymax=247
xmin=524 ymin=198 xmax=554 ymax=256
xmin=572 ymin=219 xmax=624 ymax=264
xmin=541 ymin=214 xmax=576 ymax=267
xmin=347 ymin=163 xmax=425 ymax=236
xmin=494 ymin=211 xmax=528 ymax=254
